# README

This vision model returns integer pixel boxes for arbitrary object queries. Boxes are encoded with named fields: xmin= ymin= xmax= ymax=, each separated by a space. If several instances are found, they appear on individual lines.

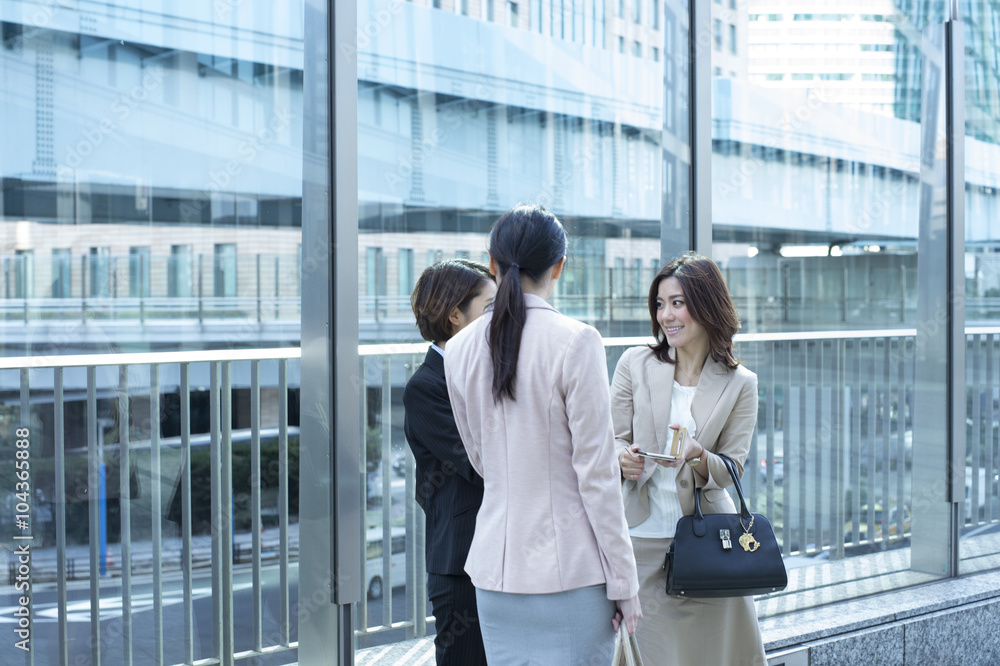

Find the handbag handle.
xmin=691 ymin=454 xmax=752 ymax=537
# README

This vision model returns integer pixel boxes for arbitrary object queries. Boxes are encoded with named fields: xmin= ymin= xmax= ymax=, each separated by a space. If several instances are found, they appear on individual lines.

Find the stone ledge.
xmin=760 ymin=569 xmax=1000 ymax=650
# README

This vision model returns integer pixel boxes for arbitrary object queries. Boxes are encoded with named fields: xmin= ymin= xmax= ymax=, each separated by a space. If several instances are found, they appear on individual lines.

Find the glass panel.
xmin=356 ymin=0 xmax=684 ymax=650
xmin=714 ymin=3 xmax=948 ymax=616
xmin=961 ymin=3 xmax=1000 ymax=574
xmin=1 ymin=3 xmax=305 ymax=663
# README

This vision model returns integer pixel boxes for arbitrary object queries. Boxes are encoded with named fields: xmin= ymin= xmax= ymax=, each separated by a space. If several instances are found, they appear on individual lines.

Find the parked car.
xmin=365 ymin=526 xmax=407 ymax=600
xmin=844 ymin=504 xmax=911 ymax=544
xmin=756 ymin=432 xmax=784 ymax=486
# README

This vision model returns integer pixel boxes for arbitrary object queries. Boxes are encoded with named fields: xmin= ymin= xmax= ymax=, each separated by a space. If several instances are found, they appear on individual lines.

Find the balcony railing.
xmin=3 ymin=328 xmax=1000 ymax=663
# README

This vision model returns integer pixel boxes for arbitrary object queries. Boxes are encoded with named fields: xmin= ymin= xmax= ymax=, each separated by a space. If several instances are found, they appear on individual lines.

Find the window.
xmin=652 ymin=0 xmax=660 ymax=29
xmin=213 ymin=243 xmax=237 ymax=297
xmin=89 ymin=247 xmax=110 ymax=298
xmin=366 ymin=247 xmax=385 ymax=298
xmin=129 ymin=246 xmax=150 ymax=298
xmin=714 ymin=19 xmax=722 ymax=50
xmin=15 ymin=249 xmax=33 ymax=299
xmin=432 ymin=0 xmax=442 ymax=8
xmin=652 ymin=46 xmax=660 ymax=61
xmin=628 ymin=258 xmax=641 ymax=297
xmin=618 ymin=35 xmax=625 ymax=53
xmin=168 ymin=244 xmax=193 ymax=298
xmin=398 ymin=249 xmax=414 ymax=297
xmin=633 ymin=40 xmax=641 ymax=57
xmin=633 ymin=0 xmax=641 ymax=23
xmin=616 ymin=0 xmax=624 ymax=18
xmin=729 ymin=23 xmax=736 ymax=54
xmin=507 ymin=1 xmax=518 ymax=27
xmin=486 ymin=0 xmax=495 ymax=21
xmin=51 ymin=249 xmax=71 ymax=298
xmin=458 ymin=0 xmax=468 ymax=15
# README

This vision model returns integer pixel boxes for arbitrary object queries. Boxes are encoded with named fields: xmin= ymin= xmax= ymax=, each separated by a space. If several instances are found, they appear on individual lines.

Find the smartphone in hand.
xmin=636 ymin=428 xmax=687 ymax=462
xmin=635 ymin=450 xmax=679 ymax=462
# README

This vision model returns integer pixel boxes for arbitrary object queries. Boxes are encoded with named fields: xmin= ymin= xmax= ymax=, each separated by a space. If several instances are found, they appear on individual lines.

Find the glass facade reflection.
xmin=1 ymin=2 xmax=304 ymax=663
xmin=2 ymin=0 xmax=1000 ymax=662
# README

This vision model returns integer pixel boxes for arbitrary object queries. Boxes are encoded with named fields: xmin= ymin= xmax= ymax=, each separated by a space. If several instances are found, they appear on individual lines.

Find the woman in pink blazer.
xmin=613 ymin=253 xmax=766 ymax=665
xmin=445 ymin=205 xmax=641 ymax=664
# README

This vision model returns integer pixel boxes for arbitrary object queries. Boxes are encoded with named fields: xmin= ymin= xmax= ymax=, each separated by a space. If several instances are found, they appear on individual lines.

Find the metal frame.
xmin=910 ymin=10 xmax=965 ymax=578
xmin=689 ymin=0 xmax=712 ymax=258
xmin=299 ymin=0 xmax=360 ymax=663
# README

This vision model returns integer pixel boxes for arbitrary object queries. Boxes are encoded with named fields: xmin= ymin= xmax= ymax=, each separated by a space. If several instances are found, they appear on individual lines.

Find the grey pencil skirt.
xmin=475 ymin=584 xmax=616 ymax=666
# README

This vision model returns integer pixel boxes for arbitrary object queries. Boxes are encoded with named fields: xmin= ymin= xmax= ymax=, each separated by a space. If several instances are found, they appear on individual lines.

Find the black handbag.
xmin=663 ymin=455 xmax=787 ymax=597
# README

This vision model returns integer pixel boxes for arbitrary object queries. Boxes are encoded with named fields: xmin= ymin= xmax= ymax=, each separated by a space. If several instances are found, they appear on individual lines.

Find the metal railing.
xmin=0 ymin=349 xmax=300 ymax=666
xmin=5 ymin=328 xmax=1000 ymax=662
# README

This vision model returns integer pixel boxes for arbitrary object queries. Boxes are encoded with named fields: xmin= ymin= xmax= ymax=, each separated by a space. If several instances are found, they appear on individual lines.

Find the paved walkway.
xmin=357 ymin=637 xmax=435 ymax=665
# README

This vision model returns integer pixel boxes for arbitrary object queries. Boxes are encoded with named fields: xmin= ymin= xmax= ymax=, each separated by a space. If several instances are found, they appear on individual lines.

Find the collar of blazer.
xmin=422 ymin=347 xmax=445 ymax=378
xmin=523 ymin=292 xmax=557 ymax=311
xmin=643 ymin=349 xmax=733 ymax=455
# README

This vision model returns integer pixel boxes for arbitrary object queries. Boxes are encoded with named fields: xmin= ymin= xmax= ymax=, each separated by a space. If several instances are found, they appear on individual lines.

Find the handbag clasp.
xmin=719 ymin=529 xmax=732 ymax=550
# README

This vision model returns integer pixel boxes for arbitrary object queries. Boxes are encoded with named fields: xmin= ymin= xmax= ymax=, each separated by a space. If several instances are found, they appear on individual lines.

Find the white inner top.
xmin=629 ymin=381 xmax=698 ymax=539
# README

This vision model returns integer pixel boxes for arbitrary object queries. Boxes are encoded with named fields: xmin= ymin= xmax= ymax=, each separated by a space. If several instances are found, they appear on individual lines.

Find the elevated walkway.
xmin=356 ymin=567 xmax=1000 ymax=665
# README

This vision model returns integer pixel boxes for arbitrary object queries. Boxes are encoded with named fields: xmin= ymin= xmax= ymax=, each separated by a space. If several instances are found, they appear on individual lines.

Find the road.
xmin=0 ymin=563 xmax=430 ymax=666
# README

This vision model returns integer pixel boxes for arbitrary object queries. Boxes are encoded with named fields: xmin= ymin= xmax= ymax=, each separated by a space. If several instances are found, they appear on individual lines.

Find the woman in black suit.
xmin=403 ymin=259 xmax=496 ymax=665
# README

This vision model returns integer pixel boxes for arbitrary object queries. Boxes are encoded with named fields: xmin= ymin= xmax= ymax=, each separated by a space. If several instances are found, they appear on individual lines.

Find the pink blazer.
xmin=445 ymin=294 xmax=639 ymax=601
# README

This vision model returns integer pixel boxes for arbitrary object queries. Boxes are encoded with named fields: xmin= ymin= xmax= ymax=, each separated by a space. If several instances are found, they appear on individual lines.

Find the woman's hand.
xmin=613 ymin=594 xmax=642 ymax=635
xmin=619 ymin=445 xmax=644 ymax=480
xmin=654 ymin=423 xmax=706 ymax=468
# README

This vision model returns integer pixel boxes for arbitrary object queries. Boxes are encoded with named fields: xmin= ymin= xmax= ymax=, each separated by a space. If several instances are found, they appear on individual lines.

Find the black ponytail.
xmin=487 ymin=205 xmax=567 ymax=402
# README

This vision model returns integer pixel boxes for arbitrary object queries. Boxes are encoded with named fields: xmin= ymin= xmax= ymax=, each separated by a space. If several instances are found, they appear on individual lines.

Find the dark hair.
xmin=487 ymin=204 xmax=567 ymax=402
xmin=648 ymin=252 xmax=741 ymax=368
xmin=410 ymin=259 xmax=493 ymax=343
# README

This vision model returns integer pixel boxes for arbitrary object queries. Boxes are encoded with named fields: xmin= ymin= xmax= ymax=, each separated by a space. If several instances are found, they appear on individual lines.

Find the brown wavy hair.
xmin=647 ymin=252 xmax=741 ymax=368
xmin=410 ymin=259 xmax=494 ymax=344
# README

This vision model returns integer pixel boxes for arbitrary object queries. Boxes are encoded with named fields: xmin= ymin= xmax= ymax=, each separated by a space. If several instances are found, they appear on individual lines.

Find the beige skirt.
xmin=631 ymin=536 xmax=767 ymax=666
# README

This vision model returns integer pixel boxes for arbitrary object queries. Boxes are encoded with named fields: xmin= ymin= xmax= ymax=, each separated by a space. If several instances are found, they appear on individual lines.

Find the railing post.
xmin=257 ymin=254 xmax=262 ymax=323
xmin=81 ymin=253 xmax=88 ymax=323
xmin=198 ymin=253 xmax=204 ymax=323
xmin=139 ymin=253 xmax=145 ymax=324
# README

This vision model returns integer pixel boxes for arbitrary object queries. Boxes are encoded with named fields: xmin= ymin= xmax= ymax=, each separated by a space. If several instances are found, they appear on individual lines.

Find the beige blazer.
xmin=445 ymin=294 xmax=639 ymax=601
xmin=610 ymin=345 xmax=759 ymax=527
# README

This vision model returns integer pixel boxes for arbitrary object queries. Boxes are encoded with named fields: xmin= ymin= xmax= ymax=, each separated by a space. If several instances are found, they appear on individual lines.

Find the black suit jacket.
xmin=402 ymin=348 xmax=484 ymax=576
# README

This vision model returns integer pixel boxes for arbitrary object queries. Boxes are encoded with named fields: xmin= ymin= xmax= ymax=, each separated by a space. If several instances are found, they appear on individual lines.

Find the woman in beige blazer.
xmin=612 ymin=252 xmax=766 ymax=666
xmin=445 ymin=205 xmax=641 ymax=665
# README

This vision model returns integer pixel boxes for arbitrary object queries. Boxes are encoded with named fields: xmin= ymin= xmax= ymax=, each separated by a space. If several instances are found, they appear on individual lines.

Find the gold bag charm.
xmin=739 ymin=515 xmax=760 ymax=552
xmin=738 ymin=532 xmax=759 ymax=552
